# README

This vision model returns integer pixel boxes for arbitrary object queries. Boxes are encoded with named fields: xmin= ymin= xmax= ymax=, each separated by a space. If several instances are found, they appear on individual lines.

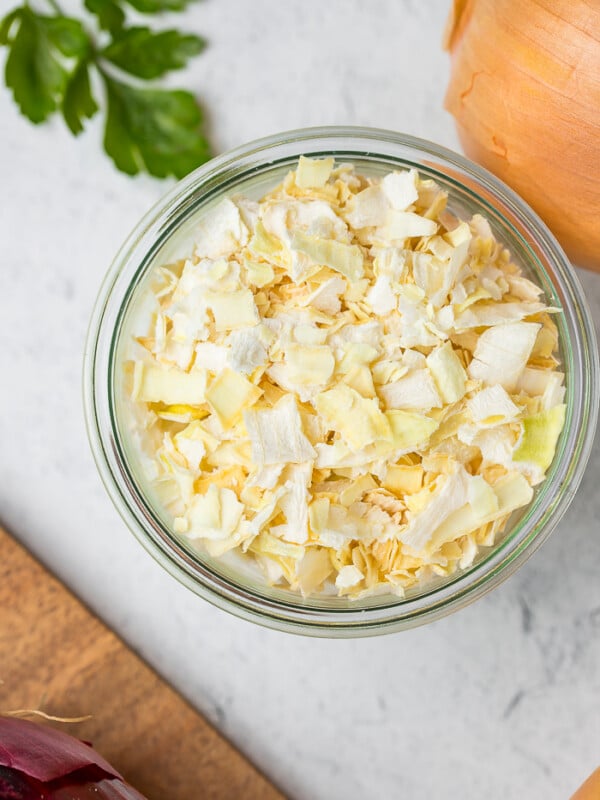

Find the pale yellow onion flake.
xmin=335 ymin=564 xmax=365 ymax=591
xmin=468 ymin=322 xmax=541 ymax=390
xmin=244 ymin=395 xmax=316 ymax=465
xmin=379 ymin=210 xmax=437 ymax=240
xmin=345 ymin=186 xmax=390 ymax=229
xmin=378 ymin=369 xmax=442 ymax=412
xmin=513 ymin=404 xmax=566 ymax=473
xmin=295 ymin=156 xmax=335 ymax=189
xmin=194 ymin=198 xmax=248 ymax=259
xmin=290 ymin=231 xmax=364 ymax=281
xmin=295 ymin=548 xmax=333 ymax=595
xmin=187 ymin=485 xmax=244 ymax=541
xmin=205 ymin=368 xmax=262 ymax=427
xmin=284 ymin=343 xmax=335 ymax=386
xmin=381 ymin=170 xmax=419 ymax=210
xmin=132 ymin=362 xmax=207 ymax=405
xmin=426 ymin=341 xmax=467 ymax=405
xmin=204 ymin=288 xmax=258 ymax=331
xmin=315 ymin=385 xmax=392 ymax=451
xmin=467 ymin=385 xmax=521 ymax=425
xmin=382 ymin=464 xmax=423 ymax=495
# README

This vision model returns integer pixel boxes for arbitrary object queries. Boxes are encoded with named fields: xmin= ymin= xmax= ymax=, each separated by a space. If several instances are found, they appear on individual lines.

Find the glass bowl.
xmin=84 ymin=127 xmax=599 ymax=637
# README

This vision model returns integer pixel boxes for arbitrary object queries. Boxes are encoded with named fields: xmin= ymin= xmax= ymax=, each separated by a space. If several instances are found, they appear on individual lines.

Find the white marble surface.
xmin=1 ymin=1 xmax=599 ymax=798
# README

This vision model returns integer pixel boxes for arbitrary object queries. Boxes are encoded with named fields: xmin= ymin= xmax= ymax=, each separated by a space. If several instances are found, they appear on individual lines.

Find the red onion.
xmin=0 ymin=717 xmax=147 ymax=799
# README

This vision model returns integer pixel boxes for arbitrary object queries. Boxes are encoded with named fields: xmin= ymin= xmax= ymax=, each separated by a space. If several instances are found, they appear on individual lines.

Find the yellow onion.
xmin=444 ymin=0 xmax=600 ymax=271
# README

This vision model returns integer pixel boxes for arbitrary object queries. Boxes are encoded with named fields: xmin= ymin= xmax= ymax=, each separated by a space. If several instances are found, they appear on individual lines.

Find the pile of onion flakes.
xmin=124 ymin=157 xmax=566 ymax=598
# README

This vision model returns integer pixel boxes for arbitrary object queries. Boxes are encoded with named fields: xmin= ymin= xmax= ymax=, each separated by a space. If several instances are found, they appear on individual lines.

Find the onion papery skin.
xmin=0 ymin=718 xmax=147 ymax=800
xmin=444 ymin=0 xmax=600 ymax=271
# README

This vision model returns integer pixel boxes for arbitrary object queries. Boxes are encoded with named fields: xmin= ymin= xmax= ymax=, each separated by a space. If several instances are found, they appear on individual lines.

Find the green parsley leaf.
xmin=102 ymin=73 xmax=210 ymax=178
xmin=63 ymin=59 xmax=99 ymax=134
xmin=102 ymin=26 xmax=205 ymax=79
xmin=5 ymin=9 xmax=64 ymax=123
xmin=3 ymin=8 xmax=90 ymax=123
xmin=85 ymin=0 xmax=195 ymax=28
xmin=0 ymin=8 xmax=22 ymax=45
xmin=41 ymin=16 xmax=90 ymax=58
xmin=84 ymin=0 xmax=125 ymax=34
xmin=123 ymin=0 xmax=196 ymax=12
xmin=1 ymin=1 xmax=211 ymax=179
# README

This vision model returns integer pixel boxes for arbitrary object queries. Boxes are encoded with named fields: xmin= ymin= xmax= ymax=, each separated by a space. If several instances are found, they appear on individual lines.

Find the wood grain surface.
xmin=0 ymin=526 xmax=285 ymax=800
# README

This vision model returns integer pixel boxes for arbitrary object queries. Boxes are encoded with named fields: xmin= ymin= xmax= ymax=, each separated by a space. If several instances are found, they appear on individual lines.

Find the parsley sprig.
xmin=0 ymin=0 xmax=210 ymax=178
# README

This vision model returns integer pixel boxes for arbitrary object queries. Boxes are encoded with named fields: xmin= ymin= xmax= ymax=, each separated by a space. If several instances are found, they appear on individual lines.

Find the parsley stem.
xmin=46 ymin=0 xmax=63 ymax=15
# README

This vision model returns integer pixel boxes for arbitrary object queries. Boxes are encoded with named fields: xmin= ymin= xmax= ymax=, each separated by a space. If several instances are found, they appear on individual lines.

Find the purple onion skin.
xmin=0 ymin=766 xmax=147 ymax=800
xmin=0 ymin=719 xmax=147 ymax=800
xmin=0 ymin=766 xmax=49 ymax=799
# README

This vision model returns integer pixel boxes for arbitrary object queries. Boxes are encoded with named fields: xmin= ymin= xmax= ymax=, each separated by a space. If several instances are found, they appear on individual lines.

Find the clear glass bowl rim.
xmin=83 ymin=125 xmax=599 ymax=638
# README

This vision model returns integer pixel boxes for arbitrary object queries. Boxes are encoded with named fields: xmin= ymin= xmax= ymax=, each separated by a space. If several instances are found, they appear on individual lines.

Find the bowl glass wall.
xmin=84 ymin=127 xmax=599 ymax=636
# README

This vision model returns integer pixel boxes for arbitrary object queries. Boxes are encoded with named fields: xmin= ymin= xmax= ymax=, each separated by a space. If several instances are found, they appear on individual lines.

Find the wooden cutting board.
xmin=0 ymin=526 xmax=285 ymax=799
